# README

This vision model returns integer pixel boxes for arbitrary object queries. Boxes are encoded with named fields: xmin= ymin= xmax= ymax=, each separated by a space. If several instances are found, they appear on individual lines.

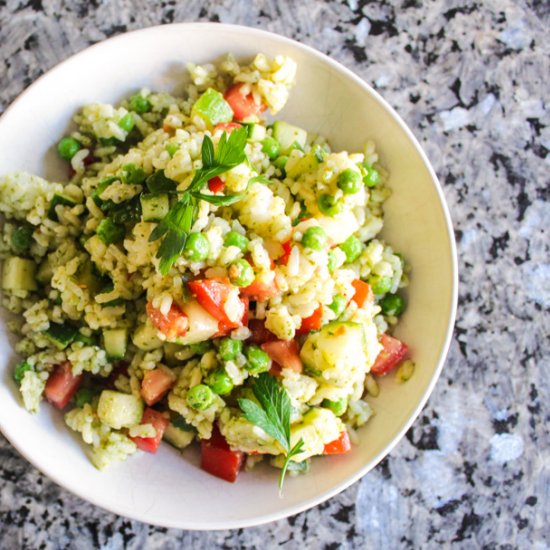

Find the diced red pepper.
xmin=44 ymin=361 xmax=83 ymax=410
xmin=247 ymin=319 xmax=277 ymax=345
xmin=296 ymin=305 xmax=323 ymax=335
xmin=279 ymin=240 xmax=292 ymax=266
xmin=214 ymin=122 xmax=243 ymax=133
xmin=201 ymin=426 xmax=244 ymax=482
xmin=261 ymin=340 xmax=303 ymax=373
xmin=208 ymin=176 xmax=225 ymax=194
xmin=188 ymin=278 xmax=244 ymax=330
xmin=224 ymin=83 xmax=267 ymax=121
xmin=370 ymin=334 xmax=408 ymax=376
xmin=351 ymin=279 xmax=374 ymax=308
xmin=141 ymin=368 xmax=177 ymax=406
xmin=323 ymin=430 xmax=352 ymax=455
xmin=130 ymin=408 xmax=169 ymax=454
xmin=146 ymin=301 xmax=189 ymax=340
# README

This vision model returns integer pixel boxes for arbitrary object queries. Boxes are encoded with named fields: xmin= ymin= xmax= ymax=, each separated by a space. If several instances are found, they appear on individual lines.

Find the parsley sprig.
xmin=238 ymin=373 xmax=305 ymax=494
xmin=149 ymin=127 xmax=249 ymax=275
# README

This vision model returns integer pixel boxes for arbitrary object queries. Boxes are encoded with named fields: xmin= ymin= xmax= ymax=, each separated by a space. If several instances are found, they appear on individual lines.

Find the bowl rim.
xmin=0 ymin=21 xmax=458 ymax=530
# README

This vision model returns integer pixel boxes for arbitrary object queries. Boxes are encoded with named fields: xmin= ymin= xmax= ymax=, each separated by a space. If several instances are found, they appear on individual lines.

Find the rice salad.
xmin=0 ymin=53 xmax=413 ymax=487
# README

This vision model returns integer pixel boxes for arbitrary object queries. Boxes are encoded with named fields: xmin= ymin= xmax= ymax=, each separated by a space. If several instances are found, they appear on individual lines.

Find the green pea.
xmin=184 ymin=232 xmax=210 ymax=261
xmin=362 ymin=164 xmax=381 ymax=188
xmin=340 ymin=235 xmax=363 ymax=263
xmin=186 ymin=384 xmax=215 ymax=411
xmin=245 ymin=345 xmax=271 ymax=375
xmin=57 ymin=137 xmax=81 ymax=161
xmin=328 ymin=294 xmax=346 ymax=317
xmin=261 ymin=136 xmax=280 ymax=160
xmin=322 ymin=398 xmax=347 ymax=417
xmin=11 ymin=225 xmax=33 ymax=254
xmin=380 ymin=294 xmax=406 ymax=316
xmin=368 ymin=274 xmax=393 ymax=295
xmin=165 ymin=143 xmax=179 ymax=158
xmin=337 ymin=169 xmax=362 ymax=194
xmin=206 ymin=368 xmax=234 ymax=396
xmin=301 ymin=226 xmax=327 ymax=251
xmin=118 ymin=113 xmax=135 ymax=133
xmin=188 ymin=341 xmax=211 ymax=355
xmin=218 ymin=337 xmax=242 ymax=361
xmin=74 ymin=387 xmax=95 ymax=407
xmin=12 ymin=361 xmax=33 ymax=385
xmin=228 ymin=259 xmax=255 ymax=287
xmin=223 ymin=231 xmax=249 ymax=252
xmin=129 ymin=93 xmax=152 ymax=114
xmin=317 ymin=194 xmax=343 ymax=217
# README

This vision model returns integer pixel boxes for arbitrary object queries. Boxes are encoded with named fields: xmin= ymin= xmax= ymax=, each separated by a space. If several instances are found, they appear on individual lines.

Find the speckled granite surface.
xmin=0 ymin=0 xmax=548 ymax=548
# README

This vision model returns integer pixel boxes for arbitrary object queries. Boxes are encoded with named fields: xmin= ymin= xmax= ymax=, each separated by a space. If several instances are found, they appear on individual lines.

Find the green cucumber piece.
xmin=191 ymin=88 xmax=233 ymax=126
xmin=286 ymin=151 xmax=320 ymax=179
xmin=102 ymin=328 xmax=128 ymax=359
xmin=97 ymin=390 xmax=144 ymax=429
xmin=163 ymin=423 xmax=195 ymax=449
xmin=140 ymin=193 xmax=170 ymax=222
xmin=2 ymin=257 xmax=37 ymax=291
xmin=48 ymin=193 xmax=77 ymax=221
xmin=272 ymin=121 xmax=308 ymax=154
xmin=44 ymin=323 xmax=79 ymax=350
xmin=246 ymin=123 xmax=267 ymax=141
xmin=36 ymin=258 xmax=53 ymax=285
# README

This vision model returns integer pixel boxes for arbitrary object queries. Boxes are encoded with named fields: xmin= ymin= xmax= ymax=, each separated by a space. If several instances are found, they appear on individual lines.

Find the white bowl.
xmin=0 ymin=23 xmax=457 ymax=529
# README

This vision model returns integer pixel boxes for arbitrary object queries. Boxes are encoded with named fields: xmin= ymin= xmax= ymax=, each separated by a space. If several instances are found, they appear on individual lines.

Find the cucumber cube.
xmin=48 ymin=193 xmax=77 ymax=221
xmin=272 ymin=121 xmax=308 ymax=154
xmin=2 ymin=257 xmax=37 ymax=291
xmin=44 ymin=323 xmax=79 ymax=350
xmin=103 ymin=328 xmax=128 ymax=359
xmin=97 ymin=390 xmax=144 ymax=429
xmin=191 ymin=88 xmax=233 ymax=126
xmin=140 ymin=193 xmax=170 ymax=222
xmin=247 ymin=123 xmax=267 ymax=141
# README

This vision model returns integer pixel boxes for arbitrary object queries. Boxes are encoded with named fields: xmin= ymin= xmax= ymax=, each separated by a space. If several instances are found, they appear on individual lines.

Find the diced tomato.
xmin=261 ymin=340 xmax=303 ymax=373
xmin=130 ymin=408 xmax=169 ymax=454
xmin=279 ymin=240 xmax=292 ymax=266
xmin=224 ymin=83 xmax=267 ymax=121
xmin=351 ymin=279 xmax=374 ymax=308
xmin=240 ymin=272 xmax=279 ymax=302
xmin=370 ymin=334 xmax=408 ymax=376
xmin=296 ymin=305 xmax=323 ymax=335
xmin=146 ymin=301 xmax=189 ymax=340
xmin=247 ymin=319 xmax=277 ymax=344
xmin=141 ymin=368 xmax=177 ymax=406
xmin=201 ymin=425 xmax=244 ymax=482
xmin=214 ymin=121 xmax=242 ymax=133
xmin=208 ymin=176 xmax=225 ymax=193
xmin=188 ymin=278 xmax=244 ymax=330
xmin=44 ymin=362 xmax=83 ymax=410
xmin=323 ymin=430 xmax=352 ymax=455
xmin=241 ymin=296 xmax=250 ymax=326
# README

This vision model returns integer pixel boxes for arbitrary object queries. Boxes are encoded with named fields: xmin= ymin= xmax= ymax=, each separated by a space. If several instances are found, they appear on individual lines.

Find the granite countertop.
xmin=0 ymin=1 xmax=548 ymax=548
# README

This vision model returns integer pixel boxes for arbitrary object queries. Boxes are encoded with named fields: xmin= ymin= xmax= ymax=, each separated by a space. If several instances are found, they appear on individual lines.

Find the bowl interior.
xmin=0 ymin=23 xmax=456 ymax=529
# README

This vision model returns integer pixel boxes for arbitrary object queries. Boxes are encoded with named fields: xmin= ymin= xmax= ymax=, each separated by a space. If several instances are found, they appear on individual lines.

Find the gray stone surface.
xmin=0 ymin=0 xmax=548 ymax=548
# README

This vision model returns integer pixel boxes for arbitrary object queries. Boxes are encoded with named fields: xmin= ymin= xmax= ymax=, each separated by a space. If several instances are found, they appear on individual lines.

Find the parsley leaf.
xmin=238 ymin=373 xmax=305 ymax=493
xmin=190 ymin=190 xmax=245 ymax=206
xmin=279 ymin=439 xmax=305 ymax=493
xmin=150 ymin=195 xmax=196 ymax=275
xmin=149 ymin=127 xmax=249 ymax=274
